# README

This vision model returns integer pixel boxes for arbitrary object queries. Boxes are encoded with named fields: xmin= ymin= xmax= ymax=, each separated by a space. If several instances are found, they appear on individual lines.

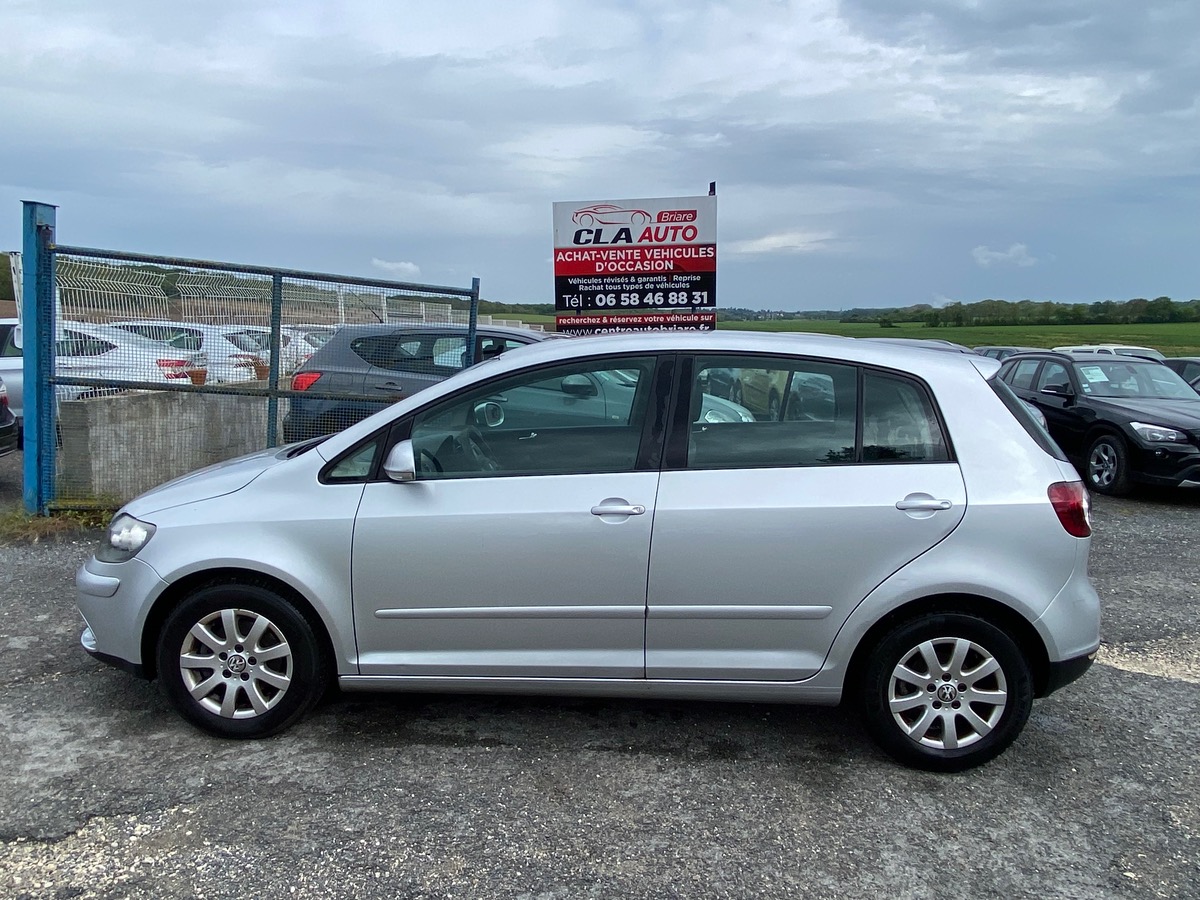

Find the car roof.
xmin=1005 ymin=349 xmax=1163 ymax=364
xmin=115 ymin=319 xmax=268 ymax=333
xmin=476 ymin=329 xmax=1000 ymax=376
xmin=861 ymin=337 xmax=977 ymax=353
xmin=324 ymin=322 xmax=547 ymax=340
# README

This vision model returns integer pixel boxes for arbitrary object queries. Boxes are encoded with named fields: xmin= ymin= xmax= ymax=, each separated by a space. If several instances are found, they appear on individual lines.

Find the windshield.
xmin=1075 ymin=362 xmax=1196 ymax=400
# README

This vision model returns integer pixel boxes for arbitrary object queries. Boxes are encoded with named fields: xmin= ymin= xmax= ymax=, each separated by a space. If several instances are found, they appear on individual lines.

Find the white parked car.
xmin=0 ymin=319 xmax=208 ymax=436
xmin=1052 ymin=344 xmax=1165 ymax=362
xmin=111 ymin=320 xmax=272 ymax=383
xmin=78 ymin=331 xmax=1100 ymax=771
xmin=57 ymin=321 xmax=209 ymax=388
xmin=279 ymin=324 xmax=335 ymax=374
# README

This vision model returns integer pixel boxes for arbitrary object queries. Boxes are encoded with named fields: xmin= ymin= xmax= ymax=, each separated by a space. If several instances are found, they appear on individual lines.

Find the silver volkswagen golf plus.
xmin=77 ymin=331 xmax=1100 ymax=771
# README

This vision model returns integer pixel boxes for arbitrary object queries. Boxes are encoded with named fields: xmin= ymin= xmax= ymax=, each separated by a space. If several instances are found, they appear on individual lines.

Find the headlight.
xmin=1130 ymin=422 xmax=1187 ymax=443
xmin=97 ymin=513 xmax=156 ymax=563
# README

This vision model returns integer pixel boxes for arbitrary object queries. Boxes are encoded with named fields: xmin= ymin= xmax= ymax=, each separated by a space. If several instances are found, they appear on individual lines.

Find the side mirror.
xmin=382 ymin=440 xmax=417 ymax=483
xmin=473 ymin=400 xmax=505 ymax=428
xmin=1041 ymin=383 xmax=1073 ymax=396
xmin=561 ymin=374 xmax=597 ymax=397
xmin=12 ymin=325 xmax=22 ymax=350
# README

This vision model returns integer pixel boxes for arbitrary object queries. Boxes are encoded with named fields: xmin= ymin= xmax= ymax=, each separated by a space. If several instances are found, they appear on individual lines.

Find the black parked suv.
xmin=283 ymin=323 xmax=551 ymax=441
xmin=997 ymin=351 xmax=1200 ymax=495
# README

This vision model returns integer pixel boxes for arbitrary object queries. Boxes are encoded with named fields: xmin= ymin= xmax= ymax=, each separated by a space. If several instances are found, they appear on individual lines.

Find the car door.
xmin=351 ymin=353 xmax=667 ymax=678
xmin=1029 ymin=360 xmax=1088 ymax=456
xmin=645 ymin=356 xmax=966 ymax=681
xmin=362 ymin=331 xmax=464 ymax=402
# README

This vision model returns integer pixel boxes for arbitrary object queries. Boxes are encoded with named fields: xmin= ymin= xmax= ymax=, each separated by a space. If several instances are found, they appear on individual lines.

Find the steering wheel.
xmin=455 ymin=428 xmax=498 ymax=472
xmin=417 ymin=447 xmax=443 ymax=475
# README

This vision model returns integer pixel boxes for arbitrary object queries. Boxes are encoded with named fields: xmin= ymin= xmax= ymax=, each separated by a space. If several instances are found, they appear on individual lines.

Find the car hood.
xmin=123 ymin=446 xmax=286 ymax=517
xmin=1095 ymin=397 xmax=1200 ymax=429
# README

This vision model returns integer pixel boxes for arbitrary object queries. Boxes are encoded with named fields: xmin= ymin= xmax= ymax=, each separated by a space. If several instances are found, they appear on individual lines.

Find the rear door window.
xmin=1008 ymin=359 xmax=1041 ymax=391
xmin=687 ymin=356 xmax=857 ymax=468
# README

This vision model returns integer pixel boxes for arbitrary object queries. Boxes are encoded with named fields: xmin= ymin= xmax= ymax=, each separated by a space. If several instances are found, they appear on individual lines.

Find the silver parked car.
xmin=77 ymin=332 xmax=1100 ymax=771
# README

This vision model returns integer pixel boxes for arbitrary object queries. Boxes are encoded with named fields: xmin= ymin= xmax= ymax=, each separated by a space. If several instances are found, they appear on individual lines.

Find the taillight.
xmin=156 ymin=358 xmax=190 ymax=379
xmin=1048 ymin=481 xmax=1091 ymax=537
xmin=292 ymin=372 xmax=322 ymax=391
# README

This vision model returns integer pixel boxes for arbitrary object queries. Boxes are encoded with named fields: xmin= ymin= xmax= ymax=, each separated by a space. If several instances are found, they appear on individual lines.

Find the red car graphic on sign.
xmin=572 ymin=204 xmax=652 ymax=226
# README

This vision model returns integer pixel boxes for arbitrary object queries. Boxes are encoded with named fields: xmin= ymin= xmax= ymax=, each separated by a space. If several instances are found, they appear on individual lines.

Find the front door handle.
xmin=895 ymin=497 xmax=952 ymax=511
xmin=374 ymin=382 xmax=406 ymax=394
xmin=591 ymin=503 xmax=646 ymax=517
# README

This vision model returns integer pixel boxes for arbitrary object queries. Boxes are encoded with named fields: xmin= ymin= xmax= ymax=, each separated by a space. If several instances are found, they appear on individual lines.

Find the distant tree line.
xmin=717 ymin=297 xmax=1200 ymax=327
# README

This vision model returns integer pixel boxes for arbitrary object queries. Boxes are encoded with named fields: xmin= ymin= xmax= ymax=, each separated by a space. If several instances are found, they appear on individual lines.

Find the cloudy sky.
xmin=2 ymin=0 xmax=1197 ymax=310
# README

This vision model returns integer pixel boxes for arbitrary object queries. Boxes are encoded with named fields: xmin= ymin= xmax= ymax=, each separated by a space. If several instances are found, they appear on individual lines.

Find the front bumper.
xmin=76 ymin=556 xmax=169 ymax=676
xmin=1129 ymin=441 xmax=1200 ymax=488
xmin=81 ymin=625 xmax=146 ymax=678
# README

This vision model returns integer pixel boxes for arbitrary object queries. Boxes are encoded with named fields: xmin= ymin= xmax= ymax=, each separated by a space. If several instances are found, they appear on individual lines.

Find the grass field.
xmin=718 ymin=321 xmax=1200 ymax=355
xmin=517 ymin=313 xmax=1200 ymax=355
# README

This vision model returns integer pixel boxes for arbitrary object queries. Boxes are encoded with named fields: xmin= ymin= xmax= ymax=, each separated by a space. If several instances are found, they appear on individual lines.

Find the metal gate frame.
xmin=20 ymin=200 xmax=481 ymax=514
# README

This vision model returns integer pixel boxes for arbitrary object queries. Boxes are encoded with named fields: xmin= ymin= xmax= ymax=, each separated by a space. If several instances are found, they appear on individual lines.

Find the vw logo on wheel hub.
xmin=936 ymin=683 xmax=958 ymax=703
xmin=227 ymin=654 xmax=247 ymax=674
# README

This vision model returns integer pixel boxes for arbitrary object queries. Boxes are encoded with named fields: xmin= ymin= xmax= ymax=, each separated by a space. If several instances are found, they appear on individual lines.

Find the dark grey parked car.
xmin=283 ymin=324 xmax=551 ymax=441
xmin=1164 ymin=357 xmax=1200 ymax=392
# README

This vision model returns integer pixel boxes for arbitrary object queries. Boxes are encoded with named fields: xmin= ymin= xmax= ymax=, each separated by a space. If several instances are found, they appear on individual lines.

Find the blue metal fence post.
xmin=266 ymin=273 xmax=282 ymax=446
xmin=21 ymin=201 xmax=57 ymax=514
xmin=465 ymin=277 xmax=480 ymax=366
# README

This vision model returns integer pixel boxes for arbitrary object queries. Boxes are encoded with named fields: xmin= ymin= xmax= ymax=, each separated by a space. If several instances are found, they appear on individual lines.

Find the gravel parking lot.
xmin=0 ymin=450 xmax=1197 ymax=899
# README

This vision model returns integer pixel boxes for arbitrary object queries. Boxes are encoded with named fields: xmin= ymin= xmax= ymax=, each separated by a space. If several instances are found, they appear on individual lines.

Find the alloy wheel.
xmin=178 ymin=607 xmax=293 ymax=719
xmin=887 ymin=636 xmax=1008 ymax=751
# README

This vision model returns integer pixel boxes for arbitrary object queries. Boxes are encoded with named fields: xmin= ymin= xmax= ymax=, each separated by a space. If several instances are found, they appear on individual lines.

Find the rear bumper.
xmin=0 ymin=415 xmax=17 ymax=457
xmin=1042 ymin=650 xmax=1096 ymax=696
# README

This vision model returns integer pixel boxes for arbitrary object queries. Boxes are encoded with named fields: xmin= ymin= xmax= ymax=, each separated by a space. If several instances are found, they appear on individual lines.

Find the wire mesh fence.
xmin=36 ymin=248 xmax=543 ymax=508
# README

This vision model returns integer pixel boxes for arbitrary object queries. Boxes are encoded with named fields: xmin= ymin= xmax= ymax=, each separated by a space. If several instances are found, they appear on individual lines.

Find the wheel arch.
xmin=1082 ymin=422 xmax=1127 ymax=447
xmin=843 ymin=592 xmax=1052 ymax=700
xmin=140 ymin=567 xmax=338 ymax=683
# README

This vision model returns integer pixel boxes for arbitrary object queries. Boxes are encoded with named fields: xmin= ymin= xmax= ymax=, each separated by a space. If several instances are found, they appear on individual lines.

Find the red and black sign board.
xmin=555 ymin=311 xmax=717 ymax=335
xmin=552 ymin=196 xmax=717 ymax=323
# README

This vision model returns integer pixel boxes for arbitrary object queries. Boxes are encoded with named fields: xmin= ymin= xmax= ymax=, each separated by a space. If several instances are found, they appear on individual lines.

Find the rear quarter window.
xmin=989 ymin=375 xmax=1067 ymax=461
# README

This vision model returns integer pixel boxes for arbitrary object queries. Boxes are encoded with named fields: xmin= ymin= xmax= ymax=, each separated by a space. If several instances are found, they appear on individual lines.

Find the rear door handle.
xmin=374 ymin=382 xmax=406 ymax=394
xmin=895 ymin=498 xmax=952 ymax=511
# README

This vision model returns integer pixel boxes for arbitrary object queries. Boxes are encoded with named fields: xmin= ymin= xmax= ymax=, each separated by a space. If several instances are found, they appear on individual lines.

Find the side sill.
xmin=338 ymin=675 xmax=843 ymax=706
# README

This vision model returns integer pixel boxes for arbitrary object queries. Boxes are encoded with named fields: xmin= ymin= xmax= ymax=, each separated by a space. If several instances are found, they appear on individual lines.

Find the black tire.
xmin=156 ymin=583 xmax=327 ymax=739
xmin=1085 ymin=433 xmax=1132 ymax=496
xmin=859 ymin=613 xmax=1033 ymax=772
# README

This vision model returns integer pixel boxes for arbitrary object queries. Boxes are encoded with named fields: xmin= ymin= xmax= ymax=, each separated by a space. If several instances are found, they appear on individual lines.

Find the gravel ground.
xmin=0 ymin=450 xmax=1198 ymax=899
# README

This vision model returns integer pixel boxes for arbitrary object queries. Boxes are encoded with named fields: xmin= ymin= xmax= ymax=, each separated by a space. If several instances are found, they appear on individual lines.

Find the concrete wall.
xmin=58 ymin=386 xmax=282 ymax=504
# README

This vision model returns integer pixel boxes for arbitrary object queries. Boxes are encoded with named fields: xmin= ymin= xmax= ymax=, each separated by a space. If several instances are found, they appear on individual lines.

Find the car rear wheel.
xmin=1086 ymin=433 xmax=1131 ymax=496
xmin=156 ymin=583 xmax=327 ymax=739
xmin=860 ymin=613 xmax=1032 ymax=771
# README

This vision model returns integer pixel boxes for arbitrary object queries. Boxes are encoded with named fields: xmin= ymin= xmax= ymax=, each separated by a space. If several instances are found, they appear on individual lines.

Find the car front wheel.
xmin=1086 ymin=433 xmax=1131 ymax=496
xmin=860 ymin=613 xmax=1033 ymax=771
xmin=156 ymin=582 xmax=327 ymax=739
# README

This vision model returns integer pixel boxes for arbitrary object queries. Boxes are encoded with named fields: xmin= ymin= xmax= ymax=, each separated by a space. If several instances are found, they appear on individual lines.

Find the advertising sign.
xmin=553 ymin=195 xmax=716 ymax=333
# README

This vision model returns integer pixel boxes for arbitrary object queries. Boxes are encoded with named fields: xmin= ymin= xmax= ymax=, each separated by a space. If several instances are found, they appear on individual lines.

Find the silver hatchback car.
xmin=77 ymin=332 xmax=1100 ymax=771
